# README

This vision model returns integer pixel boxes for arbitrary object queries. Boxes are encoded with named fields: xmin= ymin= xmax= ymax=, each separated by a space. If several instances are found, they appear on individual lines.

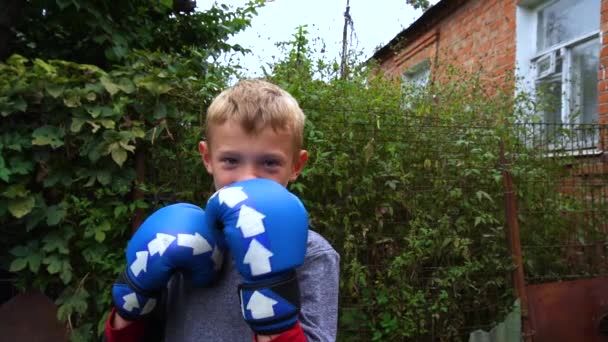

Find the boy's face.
xmin=198 ymin=120 xmax=308 ymax=190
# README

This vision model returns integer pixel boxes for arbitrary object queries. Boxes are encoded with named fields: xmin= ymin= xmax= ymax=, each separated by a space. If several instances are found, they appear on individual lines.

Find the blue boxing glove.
xmin=205 ymin=178 xmax=308 ymax=335
xmin=112 ymin=203 xmax=225 ymax=320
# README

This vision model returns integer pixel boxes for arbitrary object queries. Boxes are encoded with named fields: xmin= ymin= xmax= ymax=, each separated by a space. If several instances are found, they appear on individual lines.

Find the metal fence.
xmin=305 ymin=116 xmax=608 ymax=341
xmin=512 ymin=123 xmax=608 ymax=283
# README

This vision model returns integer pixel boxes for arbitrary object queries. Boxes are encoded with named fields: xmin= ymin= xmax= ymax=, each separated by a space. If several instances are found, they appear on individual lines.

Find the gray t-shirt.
xmin=163 ymin=230 xmax=340 ymax=342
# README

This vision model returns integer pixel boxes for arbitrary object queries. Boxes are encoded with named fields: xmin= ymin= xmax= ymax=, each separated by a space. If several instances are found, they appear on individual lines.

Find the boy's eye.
xmin=220 ymin=157 xmax=238 ymax=165
xmin=263 ymin=159 xmax=281 ymax=168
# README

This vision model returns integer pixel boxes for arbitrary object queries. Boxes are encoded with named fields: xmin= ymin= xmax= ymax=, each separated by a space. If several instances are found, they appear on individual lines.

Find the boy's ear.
xmin=198 ymin=141 xmax=213 ymax=174
xmin=289 ymin=150 xmax=309 ymax=182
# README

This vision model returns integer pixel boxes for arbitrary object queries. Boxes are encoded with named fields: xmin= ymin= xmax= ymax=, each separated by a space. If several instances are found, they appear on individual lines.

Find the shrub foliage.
xmin=266 ymin=28 xmax=608 ymax=341
xmin=2 ymin=19 xmax=607 ymax=342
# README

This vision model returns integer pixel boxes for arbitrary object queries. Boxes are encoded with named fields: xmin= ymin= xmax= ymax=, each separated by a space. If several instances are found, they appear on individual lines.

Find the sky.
xmin=196 ymin=0 xmax=439 ymax=77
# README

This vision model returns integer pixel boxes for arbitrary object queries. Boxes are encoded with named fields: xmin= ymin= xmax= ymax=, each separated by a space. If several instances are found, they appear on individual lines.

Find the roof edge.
xmin=369 ymin=0 xmax=467 ymax=62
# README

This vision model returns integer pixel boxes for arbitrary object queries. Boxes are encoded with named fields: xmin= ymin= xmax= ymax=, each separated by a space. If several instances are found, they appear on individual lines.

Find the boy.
xmin=104 ymin=79 xmax=340 ymax=341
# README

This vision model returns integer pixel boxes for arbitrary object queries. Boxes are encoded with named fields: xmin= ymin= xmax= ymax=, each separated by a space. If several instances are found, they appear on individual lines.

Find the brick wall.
xmin=376 ymin=0 xmax=608 ymax=127
xmin=376 ymin=0 xmax=518 ymax=85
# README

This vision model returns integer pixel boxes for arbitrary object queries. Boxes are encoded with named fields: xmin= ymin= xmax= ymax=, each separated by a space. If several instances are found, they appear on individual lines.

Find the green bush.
xmin=0 ymin=51 xmax=224 ymax=339
xmin=264 ymin=28 xmax=607 ymax=341
xmin=3 ymin=23 xmax=606 ymax=341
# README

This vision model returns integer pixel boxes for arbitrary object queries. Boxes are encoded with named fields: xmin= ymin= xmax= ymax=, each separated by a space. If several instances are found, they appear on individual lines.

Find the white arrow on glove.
xmin=122 ymin=292 xmax=140 ymax=312
xmin=122 ymin=293 xmax=156 ymax=314
xmin=130 ymin=251 xmax=149 ymax=277
xmin=177 ymin=232 xmax=212 ymax=255
xmin=148 ymin=233 xmax=176 ymax=256
xmin=243 ymin=239 xmax=273 ymax=276
xmin=246 ymin=291 xmax=278 ymax=319
xmin=219 ymin=186 xmax=248 ymax=208
xmin=237 ymin=205 xmax=266 ymax=238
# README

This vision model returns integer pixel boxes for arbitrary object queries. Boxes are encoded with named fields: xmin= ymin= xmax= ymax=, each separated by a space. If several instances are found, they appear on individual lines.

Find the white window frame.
xmin=516 ymin=0 xmax=602 ymax=151
xmin=402 ymin=59 xmax=431 ymax=88
xmin=531 ymin=31 xmax=600 ymax=124
xmin=400 ymin=59 xmax=432 ymax=111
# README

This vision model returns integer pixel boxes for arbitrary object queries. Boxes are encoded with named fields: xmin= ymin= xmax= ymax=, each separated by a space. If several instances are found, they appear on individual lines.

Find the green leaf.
xmin=4 ymin=132 xmax=30 ymax=151
xmin=43 ymin=169 xmax=70 ymax=188
xmin=94 ymin=221 xmax=111 ymax=243
xmin=63 ymin=92 xmax=81 ymax=108
xmin=9 ymin=258 xmax=28 ymax=272
xmin=98 ymin=119 xmax=116 ymax=129
xmin=119 ymin=141 xmax=135 ymax=152
xmin=71 ymin=118 xmax=86 ymax=133
xmin=138 ymin=79 xmax=173 ymax=95
xmin=9 ymin=157 xmax=33 ymax=175
xmin=7 ymin=54 xmax=27 ymax=67
xmin=132 ymin=126 xmax=145 ymax=138
xmin=87 ymin=144 xmax=101 ymax=162
xmin=96 ymin=170 xmax=111 ymax=185
xmin=85 ymin=92 xmax=97 ymax=101
xmin=0 ymin=169 xmax=9 ymax=182
xmin=116 ymin=78 xmax=135 ymax=94
xmin=94 ymin=231 xmax=106 ymax=242
xmin=71 ymin=324 xmax=94 ymax=342
xmin=111 ymin=147 xmax=127 ymax=167
xmin=46 ymin=204 xmax=66 ymax=226
xmin=28 ymin=253 xmax=42 ymax=273
xmin=13 ymin=97 xmax=27 ymax=112
xmin=2 ymin=184 xmax=28 ymax=198
xmin=82 ymin=244 xmax=109 ymax=265
xmin=114 ymin=205 xmax=125 ymax=217
xmin=84 ymin=82 xmax=104 ymax=94
xmin=406 ymin=0 xmax=431 ymax=10
xmin=8 ymin=196 xmax=35 ymax=218
xmin=56 ymin=287 xmax=87 ymax=321
xmin=473 ymin=216 xmax=481 ymax=227
xmin=44 ymin=255 xmax=62 ymax=274
xmin=45 ymin=84 xmax=65 ymax=98
xmin=43 ymin=231 xmax=70 ymax=254
xmin=475 ymin=190 xmax=493 ymax=203
xmin=8 ymin=241 xmax=42 ymax=273
xmin=26 ymin=205 xmax=47 ymax=232
xmin=10 ymin=245 xmax=29 ymax=257
xmin=86 ymin=105 xmax=114 ymax=118
xmin=153 ymin=103 xmax=167 ymax=119
xmin=60 ymin=262 xmax=73 ymax=284
xmin=100 ymin=75 xmax=120 ymax=96
xmin=32 ymin=126 xmax=65 ymax=149
xmin=112 ymin=45 xmax=127 ymax=59
xmin=34 ymin=59 xmax=56 ymax=75
xmin=0 ymin=156 xmax=11 ymax=182
xmin=161 ymin=0 xmax=173 ymax=9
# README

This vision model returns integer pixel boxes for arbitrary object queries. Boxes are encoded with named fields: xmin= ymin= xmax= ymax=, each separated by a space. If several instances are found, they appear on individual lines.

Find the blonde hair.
xmin=205 ymin=79 xmax=306 ymax=153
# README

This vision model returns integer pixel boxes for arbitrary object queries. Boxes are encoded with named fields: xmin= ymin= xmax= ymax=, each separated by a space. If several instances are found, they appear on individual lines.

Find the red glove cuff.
xmin=105 ymin=308 xmax=306 ymax=342
xmin=254 ymin=321 xmax=306 ymax=342
xmin=104 ymin=308 xmax=146 ymax=342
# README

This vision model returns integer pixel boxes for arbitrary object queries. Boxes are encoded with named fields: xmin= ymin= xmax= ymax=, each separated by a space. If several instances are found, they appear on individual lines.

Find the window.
xmin=516 ymin=0 xmax=601 ymax=149
xmin=401 ymin=60 xmax=431 ymax=110
xmin=402 ymin=59 xmax=431 ymax=88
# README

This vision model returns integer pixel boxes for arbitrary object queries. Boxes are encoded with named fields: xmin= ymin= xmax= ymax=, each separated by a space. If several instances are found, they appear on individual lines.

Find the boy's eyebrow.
xmin=215 ymin=150 xmax=286 ymax=160
xmin=257 ymin=153 xmax=286 ymax=160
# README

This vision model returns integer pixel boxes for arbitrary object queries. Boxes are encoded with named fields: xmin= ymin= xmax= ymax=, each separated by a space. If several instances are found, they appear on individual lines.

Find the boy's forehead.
xmin=206 ymin=121 xmax=301 ymax=156
xmin=208 ymin=119 xmax=294 ymax=138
